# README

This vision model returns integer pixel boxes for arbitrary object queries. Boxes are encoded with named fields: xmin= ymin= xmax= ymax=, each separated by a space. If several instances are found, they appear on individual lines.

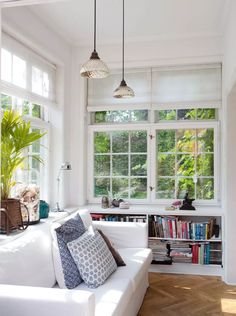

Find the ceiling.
xmin=19 ymin=0 xmax=231 ymax=47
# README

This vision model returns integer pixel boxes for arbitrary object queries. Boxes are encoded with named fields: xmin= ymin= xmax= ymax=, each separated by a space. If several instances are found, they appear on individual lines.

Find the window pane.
xmin=1 ymin=48 xmax=12 ymax=82
xmin=112 ymin=110 xmax=130 ymax=123
xmin=93 ymin=110 xmax=148 ymax=124
xmin=32 ymin=157 xmax=40 ymax=171
xmin=156 ymin=178 xmax=175 ymax=199
xmin=131 ymin=154 xmax=147 ymax=176
xmin=197 ymin=178 xmax=214 ymax=200
xmin=197 ymin=108 xmax=216 ymax=120
xmin=43 ymin=72 xmax=49 ymax=97
xmin=112 ymin=155 xmax=128 ymax=176
xmin=94 ymin=132 xmax=110 ymax=153
xmin=13 ymin=55 xmax=26 ymax=88
xmin=130 ymin=110 xmax=148 ymax=122
xmin=32 ymin=67 xmax=43 ymax=95
xmin=131 ymin=178 xmax=147 ymax=199
xmin=197 ymin=129 xmax=214 ymax=152
xmin=156 ymin=109 xmax=176 ymax=121
xmin=177 ymin=154 xmax=195 ymax=176
xmin=112 ymin=178 xmax=128 ymax=198
xmin=157 ymin=130 xmax=175 ymax=152
xmin=197 ymin=154 xmax=214 ymax=176
xmin=112 ymin=131 xmax=129 ymax=153
xmin=131 ymin=131 xmax=147 ymax=152
xmin=94 ymin=178 xmax=110 ymax=197
xmin=177 ymin=129 xmax=196 ymax=152
xmin=177 ymin=109 xmax=196 ymax=120
xmin=177 ymin=178 xmax=195 ymax=199
xmin=157 ymin=154 xmax=175 ymax=176
xmin=32 ymin=140 xmax=40 ymax=153
xmin=1 ymin=94 xmax=12 ymax=110
xmin=32 ymin=104 xmax=41 ymax=118
xmin=23 ymin=100 xmax=30 ymax=115
xmin=94 ymin=155 xmax=110 ymax=176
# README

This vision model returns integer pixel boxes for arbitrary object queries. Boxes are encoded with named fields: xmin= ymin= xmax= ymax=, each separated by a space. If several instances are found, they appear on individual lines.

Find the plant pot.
xmin=0 ymin=198 xmax=28 ymax=235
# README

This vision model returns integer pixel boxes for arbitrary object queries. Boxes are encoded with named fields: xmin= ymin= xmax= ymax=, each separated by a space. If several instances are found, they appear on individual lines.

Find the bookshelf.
xmin=87 ymin=205 xmax=224 ymax=277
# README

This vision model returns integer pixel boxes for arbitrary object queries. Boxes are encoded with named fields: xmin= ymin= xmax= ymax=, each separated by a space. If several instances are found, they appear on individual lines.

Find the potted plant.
xmin=1 ymin=110 xmax=45 ymax=234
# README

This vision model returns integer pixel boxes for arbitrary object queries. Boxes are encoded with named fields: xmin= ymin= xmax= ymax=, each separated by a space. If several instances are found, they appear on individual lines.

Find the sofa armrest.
xmin=0 ymin=284 xmax=95 ymax=316
xmin=92 ymin=221 xmax=148 ymax=248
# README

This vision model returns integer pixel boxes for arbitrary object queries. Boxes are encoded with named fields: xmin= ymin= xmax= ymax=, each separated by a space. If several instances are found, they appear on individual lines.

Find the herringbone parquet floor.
xmin=138 ymin=273 xmax=236 ymax=316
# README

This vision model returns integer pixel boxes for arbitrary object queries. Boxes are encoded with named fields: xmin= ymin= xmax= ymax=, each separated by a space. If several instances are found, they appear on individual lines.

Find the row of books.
xmin=91 ymin=214 xmax=146 ymax=223
xmin=148 ymin=239 xmax=222 ymax=265
xmin=149 ymin=215 xmax=217 ymax=240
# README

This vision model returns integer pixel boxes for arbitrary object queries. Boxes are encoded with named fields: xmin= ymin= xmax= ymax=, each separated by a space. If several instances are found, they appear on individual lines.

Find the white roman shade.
xmin=87 ymin=68 xmax=151 ymax=111
xmin=1 ymin=32 xmax=57 ymax=107
xmin=151 ymin=65 xmax=222 ymax=109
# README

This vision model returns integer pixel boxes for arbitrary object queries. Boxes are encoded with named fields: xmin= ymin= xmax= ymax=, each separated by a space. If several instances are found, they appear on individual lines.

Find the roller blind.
xmin=1 ymin=32 xmax=57 ymax=107
xmin=87 ymin=68 xmax=151 ymax=111
xmin=87 ymin=64 xmax=222 ymax=111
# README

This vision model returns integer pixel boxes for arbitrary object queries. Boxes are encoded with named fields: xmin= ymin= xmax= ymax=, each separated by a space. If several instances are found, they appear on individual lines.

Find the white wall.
xmin=1 ymin=6 xmax=73 ymax=208
xmin=222 ymin=0 xmax=236 ymax=285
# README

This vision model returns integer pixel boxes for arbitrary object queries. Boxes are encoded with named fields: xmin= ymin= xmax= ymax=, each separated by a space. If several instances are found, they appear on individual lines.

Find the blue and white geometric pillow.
xmin=68 ymin=230 xmax=117 ymax=288
xmin=55 ymin=214 xmax=86 ymax=289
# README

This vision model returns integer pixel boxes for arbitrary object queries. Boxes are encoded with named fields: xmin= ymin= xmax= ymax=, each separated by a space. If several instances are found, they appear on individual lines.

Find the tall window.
xmin=1 ymin=32 xmax=56 ymax=199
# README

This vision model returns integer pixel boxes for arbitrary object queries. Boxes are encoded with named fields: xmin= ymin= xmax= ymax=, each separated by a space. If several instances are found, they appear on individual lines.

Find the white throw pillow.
xmin=68 ymin=230 xmax=117 ymax=288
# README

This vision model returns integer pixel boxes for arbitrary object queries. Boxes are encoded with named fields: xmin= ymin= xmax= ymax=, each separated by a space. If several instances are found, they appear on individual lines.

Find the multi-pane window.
xmin=89 ymin=108 xmax=218 ymax=203
xmin=94 ymin=130 xmax=148 ymax=199
xmin=92 ymin=110 xmax=148 ymax=124
xmin=156 ymin=127 xmax=214 ymax=200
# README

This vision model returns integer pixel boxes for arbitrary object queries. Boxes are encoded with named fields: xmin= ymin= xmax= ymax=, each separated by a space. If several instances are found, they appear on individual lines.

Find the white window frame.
xmin=88 ymin=119 xmax=220 ymax=206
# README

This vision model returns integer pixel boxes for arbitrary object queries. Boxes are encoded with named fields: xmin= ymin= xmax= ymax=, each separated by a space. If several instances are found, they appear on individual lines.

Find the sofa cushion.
xmin=111 ymin=248 xmax=152 ymax=291
xmin=52 ymin=214 xmax=86 ymax=289
xmin=76 ymin=278 xmax=133 ymax=316
xmin=97 ymin=229 xmax=126 ymax=267
xmin=68 ymin=230 xmax=117 ymax=288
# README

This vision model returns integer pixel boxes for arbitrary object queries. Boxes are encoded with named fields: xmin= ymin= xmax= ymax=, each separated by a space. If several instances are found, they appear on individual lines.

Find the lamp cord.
xmin=122 ymin=0 xmax=124 ymax=81
xmin=94 ymin=0 xmax=96 ymax=52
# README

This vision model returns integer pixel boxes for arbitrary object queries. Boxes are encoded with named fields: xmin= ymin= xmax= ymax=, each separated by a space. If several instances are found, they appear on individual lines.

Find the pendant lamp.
xmin=80 ymin=0 xmax=109 ymax=78
xmin=113 ymin=0 xmax=134 ymax=98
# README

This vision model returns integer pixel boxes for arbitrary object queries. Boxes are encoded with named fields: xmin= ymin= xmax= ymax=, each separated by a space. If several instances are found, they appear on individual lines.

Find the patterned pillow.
xmin=55 ymin=214 xmax=86 ymax=289
xmin=68 ymin=230 xmax=117 ymax=288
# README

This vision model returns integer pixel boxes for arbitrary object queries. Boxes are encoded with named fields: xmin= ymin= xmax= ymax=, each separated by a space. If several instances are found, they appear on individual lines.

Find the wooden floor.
xmin=138 ymin=273 xmax=236 ymax=316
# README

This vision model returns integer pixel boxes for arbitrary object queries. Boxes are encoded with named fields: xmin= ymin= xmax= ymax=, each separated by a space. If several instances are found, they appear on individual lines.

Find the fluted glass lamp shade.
xmin=113 ymin=79 xmax=135 ymax=98
xmin=80 ymin=50 xmax=109 ymax=79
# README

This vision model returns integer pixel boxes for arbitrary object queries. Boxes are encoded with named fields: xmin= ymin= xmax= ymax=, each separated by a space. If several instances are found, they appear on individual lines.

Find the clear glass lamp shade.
xmin=80 ymin=51 xmax=109 ymax=79
xmin=113 ymin=79 xmax=135 ymax=98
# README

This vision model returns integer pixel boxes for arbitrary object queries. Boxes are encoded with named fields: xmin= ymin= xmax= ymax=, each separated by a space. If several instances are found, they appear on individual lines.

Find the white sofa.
xmin=0 ymin=209 xmax=152 ymax=316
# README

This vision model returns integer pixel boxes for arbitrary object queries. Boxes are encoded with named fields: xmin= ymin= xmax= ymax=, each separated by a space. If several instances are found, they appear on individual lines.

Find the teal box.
xmin=39 ymin=200 xmax=49 ymax=219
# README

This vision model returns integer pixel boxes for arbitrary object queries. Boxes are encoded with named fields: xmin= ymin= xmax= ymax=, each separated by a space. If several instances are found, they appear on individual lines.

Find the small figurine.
xmin=179 ymin=192 xmax=196 ymax=210
xmin=101 ymin=196 xmax=109 ymax=208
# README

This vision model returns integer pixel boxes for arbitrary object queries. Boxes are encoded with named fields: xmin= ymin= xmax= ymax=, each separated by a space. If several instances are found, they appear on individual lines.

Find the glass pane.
xmin=23 ymin=100 xmax=30 ymax=115
xmin=1 ymin=94 xmax=12 ymax=110
xmin=112 ymin=155 xmax=128 ymax=176
xmin=32 ymin=104 xmax=41 ymax=118
xmin=130 ymin=178 xmax=147 ymax=199
xmin=32 ymin=140 xmax=40 ymax=153
xmin=156 ymin=109 xmax=176 ymax=121
xmin=157 ymin=130 xmax=175 ymax=152
xmin=13 ymin=55 xmax=26 ymax=88
xmin=197 ymin=108 xmax=216 ymax=120
xmin=94 ymin=178 xmax=110 ymax=197
xmin=130 ymin=110 xmax=148 ymax=122
xmin=177 ymin=109 xmax=196 ymax=120
xmin=43 ymin=72 xmax=50 ymax=97
xmin=131 ymin=131 xmax=147 ymax=152
xmin=177 ymin=178 xmax=195 ymax=199
xmin=94 ymin=155 xmax=110 ymax=176
xmin=131 ymin=154 xmax=147 ymax=176
xmin=32 ymin=158 xmax=40 ymax=171
xmin=197 ymin=154 xmax=214 ymax=176
xmin=94 ymin=132 xmax=110 ymax=153
xmin=197 ymin=129 xmax=214 ymax=152
xmin=157 ymin=154 xmax=175 ymax=176
xmin=32 ymin=66 xmax=43 ymax=95
xmin=94 ymin=111 xmax=111 ymax=123
xmin=177 ymin=154 xmax=195 ymax=176
xmin=112 ymin=131 xmax=129 ymax=153
xmin=197 ymin=178 xmax=214 ymax=200
xmin=156 ymin=178 xmax=175 ymax=199
xmin=112 ymin=178 xmax=128 ymax=198
xmin=112 ymin=110 xmax=130 ymax=123
xmin=1 ymin=49 xmax=12 ymax=82
xmin=177 ymin=129 xmax=196 ymax=152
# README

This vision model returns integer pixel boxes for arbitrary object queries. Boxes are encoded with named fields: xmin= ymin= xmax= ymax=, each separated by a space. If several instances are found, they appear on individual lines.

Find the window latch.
xmin=149 ymin=186 xmax=154 ymax=191
xmin=149 ymin=134 xmax=154 ymax=140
